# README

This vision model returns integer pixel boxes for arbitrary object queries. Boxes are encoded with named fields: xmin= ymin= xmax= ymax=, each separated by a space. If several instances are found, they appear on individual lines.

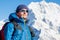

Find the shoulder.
xmin=5 ymin=22 xmax=14 ymax=28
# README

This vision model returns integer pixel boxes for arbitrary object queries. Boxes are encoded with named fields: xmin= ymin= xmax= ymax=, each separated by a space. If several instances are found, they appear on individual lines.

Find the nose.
xmin=24 ymin=11 xmax=27 ymax=14
xmin=24 ymin=12 xmax=25 ymax=14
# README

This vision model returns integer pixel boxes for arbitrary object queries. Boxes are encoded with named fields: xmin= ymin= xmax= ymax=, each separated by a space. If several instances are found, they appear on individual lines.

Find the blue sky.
xmin=0 ymin=0 xmax=60 ymax=20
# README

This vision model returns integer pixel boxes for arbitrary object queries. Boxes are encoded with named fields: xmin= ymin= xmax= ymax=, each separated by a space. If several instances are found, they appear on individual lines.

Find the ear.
xmin=16 ymin=13 xmax=21 ymax=18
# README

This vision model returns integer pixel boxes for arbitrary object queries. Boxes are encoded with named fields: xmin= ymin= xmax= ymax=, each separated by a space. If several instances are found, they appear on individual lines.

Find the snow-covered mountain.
xmin=0 ymin=19 xmax=5 ymax=30
xmin=0 ymin=0 xmax=60 ymax=40
xmin=28 ymin=0 xmax=60 ymax=40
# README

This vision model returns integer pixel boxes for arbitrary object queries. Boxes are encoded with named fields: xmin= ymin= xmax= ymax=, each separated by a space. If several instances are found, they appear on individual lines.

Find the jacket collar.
xmin=9 ymin=13 xmax=28 ymax=23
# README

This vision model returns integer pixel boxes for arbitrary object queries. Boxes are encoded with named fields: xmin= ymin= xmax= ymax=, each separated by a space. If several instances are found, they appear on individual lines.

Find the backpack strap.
xmin=3 ymin=21 xmax=22 ymax=30
xmin=29 ymin=26 xmax=35 ymax=37
xmin=12 ymin=21 xmax=22 ymax=30
xmin=11 ymin=21 xmax=23 ymax=37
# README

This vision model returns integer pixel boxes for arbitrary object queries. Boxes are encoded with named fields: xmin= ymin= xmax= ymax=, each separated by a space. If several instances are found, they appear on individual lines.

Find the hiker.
xmin=4 ymin=4 xmax=39 ymax=40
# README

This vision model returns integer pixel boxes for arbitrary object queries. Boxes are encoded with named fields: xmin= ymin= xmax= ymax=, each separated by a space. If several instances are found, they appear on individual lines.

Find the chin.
xmin=23 ymin=18 xmax=27 ymax=20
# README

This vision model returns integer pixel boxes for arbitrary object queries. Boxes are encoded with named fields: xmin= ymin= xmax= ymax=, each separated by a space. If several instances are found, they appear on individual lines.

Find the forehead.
xmin=21 ymin=8 xmax=28 ymax=10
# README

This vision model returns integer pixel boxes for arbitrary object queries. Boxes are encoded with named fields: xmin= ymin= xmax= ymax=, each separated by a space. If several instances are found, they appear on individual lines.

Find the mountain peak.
xmin=28 ymin=1 xmax=60 ymax=40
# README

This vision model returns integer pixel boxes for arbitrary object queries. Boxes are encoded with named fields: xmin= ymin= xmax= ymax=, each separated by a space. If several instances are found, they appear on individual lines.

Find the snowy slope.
xmin=0 ymin=19 xmax=9 ymax=30
xmin=0 ymin=19 xmax=5 ymax=30
xmin=28 ymin=0 xmax=60 ymax=40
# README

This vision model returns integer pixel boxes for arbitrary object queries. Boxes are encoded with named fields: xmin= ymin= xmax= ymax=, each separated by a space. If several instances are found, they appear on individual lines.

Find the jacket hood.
xmin=9 ymin=13 xmax=28 ymax=23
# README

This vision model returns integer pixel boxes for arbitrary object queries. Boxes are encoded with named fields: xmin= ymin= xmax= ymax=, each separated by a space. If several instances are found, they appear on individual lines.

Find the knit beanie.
xmin=16 ymin=4 xmax=28 ymax=13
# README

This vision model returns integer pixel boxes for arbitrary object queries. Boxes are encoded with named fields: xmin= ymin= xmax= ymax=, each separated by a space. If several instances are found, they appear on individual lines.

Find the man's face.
xmin=17 ymin=8 xmax=28 ymax=19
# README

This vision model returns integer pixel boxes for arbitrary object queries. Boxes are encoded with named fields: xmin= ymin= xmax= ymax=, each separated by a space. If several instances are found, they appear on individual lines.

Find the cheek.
xmin=24 ymin=14 xmax=28 ymax=16
xmin=25 ymin=13 xmax=28 ymax=15
xmin=20 ymin=12 xmax=28 ymax=16
xmin=20 ymin=13 xmax=24 ymax=16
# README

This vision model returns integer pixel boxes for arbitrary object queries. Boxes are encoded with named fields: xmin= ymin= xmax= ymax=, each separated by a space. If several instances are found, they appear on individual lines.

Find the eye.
xmin=26 ymin=10 xmax=28 ymax=13
xmin=20 ymin=10 xmax=28 ymax=13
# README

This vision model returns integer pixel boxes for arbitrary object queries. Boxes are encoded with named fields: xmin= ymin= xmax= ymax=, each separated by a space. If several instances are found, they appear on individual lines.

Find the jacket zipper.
xmin=24 ymin=20 xmax=28 ymax=40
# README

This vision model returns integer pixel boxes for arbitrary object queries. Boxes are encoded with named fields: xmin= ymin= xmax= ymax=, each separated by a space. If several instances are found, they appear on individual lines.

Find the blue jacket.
xmin=4 ymin=13 xmax=32 ymax=40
